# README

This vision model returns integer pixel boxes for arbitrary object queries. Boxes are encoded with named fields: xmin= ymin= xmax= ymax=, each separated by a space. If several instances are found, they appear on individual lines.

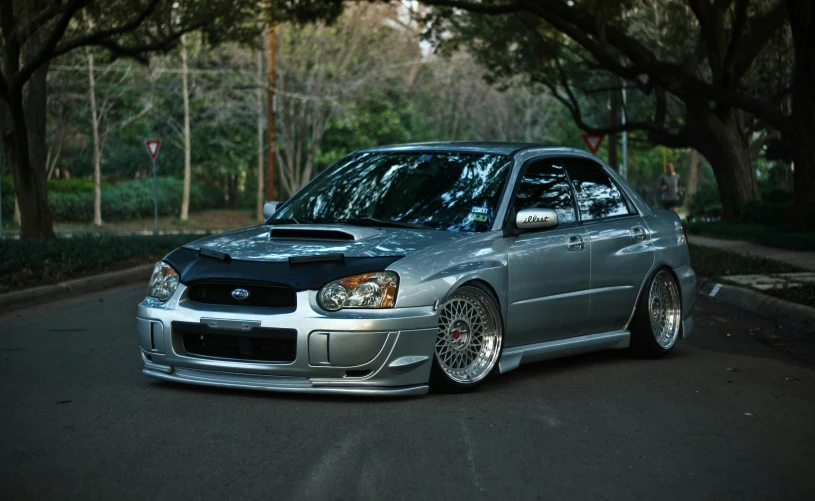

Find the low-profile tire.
xmin=429 ymin=283 xmax=504 ymax=393
xmin=629 ymin=268 xmax=682 ymax=358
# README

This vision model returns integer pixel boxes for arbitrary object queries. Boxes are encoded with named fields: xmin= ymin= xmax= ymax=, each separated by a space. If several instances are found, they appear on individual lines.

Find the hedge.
xmin=0 ymin=233 xmax=204 ymax=293
xmin=2 ymin=176 xmax=227 ymax=223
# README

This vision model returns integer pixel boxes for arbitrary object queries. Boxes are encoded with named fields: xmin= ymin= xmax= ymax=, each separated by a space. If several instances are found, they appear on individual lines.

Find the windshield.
xmin=271 ymin=152 xmax=512 ymax=232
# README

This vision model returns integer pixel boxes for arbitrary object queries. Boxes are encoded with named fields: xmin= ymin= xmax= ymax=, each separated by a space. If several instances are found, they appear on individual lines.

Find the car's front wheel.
xmin=630 ymin=268 xmax=682 ymax=357
xmin=430 ymin=284 xmax=503 ymax=393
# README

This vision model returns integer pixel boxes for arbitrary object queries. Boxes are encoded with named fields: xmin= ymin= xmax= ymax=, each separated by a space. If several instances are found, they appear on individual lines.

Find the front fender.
xmin=389 ymin=232 xmax=509 ymax=321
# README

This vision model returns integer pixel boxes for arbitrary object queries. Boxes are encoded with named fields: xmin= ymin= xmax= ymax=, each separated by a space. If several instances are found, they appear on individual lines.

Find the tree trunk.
xmin=14 ymin=196 xmax=21 ymax=225
xmin=227 ymin=175 xmax=239 ymax=209
xmin=685 ymin=149 xmax=700 ymax=204
xmin=88 ymin=52 xmax=103 ymax=226
xmin=180 ymin=34 xmax=192 ymax=221
xmin=787 ymin=0 xmax=815 ymax=228
xmin=10 ymin=63 xmax=55 ymax=238
xmin=266 ymin=22 xmax=277 ymax=202
xmin=607 ymin=90 xmax=617 ymax=171
xmin=256 ymin=48 xmax=265 ymax=222
xmin=691 ymin=109 xmax=760 ymax=220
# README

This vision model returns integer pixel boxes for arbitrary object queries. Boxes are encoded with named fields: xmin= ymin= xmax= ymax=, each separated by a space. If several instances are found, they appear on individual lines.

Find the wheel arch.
xmin=443 ymin=277 xmax=507 ymax=333
xmin=625 ymin=263 xmax=681 ymax=327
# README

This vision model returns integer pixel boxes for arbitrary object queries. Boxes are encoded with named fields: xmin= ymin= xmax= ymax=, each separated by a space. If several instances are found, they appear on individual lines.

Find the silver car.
xmin=137 ymin=142 xmax=696 ymax=396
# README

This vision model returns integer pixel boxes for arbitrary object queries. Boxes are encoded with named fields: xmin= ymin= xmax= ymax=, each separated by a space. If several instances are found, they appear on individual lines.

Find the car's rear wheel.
xmin=430 ymin=284 xmax=503 ymax=393
xmin=630 ymin=268 xmax=682 ymax=357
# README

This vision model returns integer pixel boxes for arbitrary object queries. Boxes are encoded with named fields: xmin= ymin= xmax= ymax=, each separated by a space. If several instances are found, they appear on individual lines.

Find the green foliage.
xmin=687 ymin=186 xmax=723 ymax=219
xmin=0 ymin=234 xmax=203 ymax=294
xmin=48 ymin=177 xmax=223 ymax=222
xmin=47 ymin=178 xmax=113 ymax=194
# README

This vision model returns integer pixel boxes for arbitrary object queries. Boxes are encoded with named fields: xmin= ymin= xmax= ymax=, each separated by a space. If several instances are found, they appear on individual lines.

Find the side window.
xmin=513 ymin=159 xmax=577 ymax=224
xmin=566 ymin=159 xmax=633 ymax=221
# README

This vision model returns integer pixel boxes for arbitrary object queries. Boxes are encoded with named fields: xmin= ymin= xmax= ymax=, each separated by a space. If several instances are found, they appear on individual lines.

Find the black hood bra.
xmin=164 ymin=247 xmax=404 ymax=291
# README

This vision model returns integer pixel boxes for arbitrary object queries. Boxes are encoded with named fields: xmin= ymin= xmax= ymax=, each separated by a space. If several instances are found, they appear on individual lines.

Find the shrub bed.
xmin=2 ymin=176 xmax=226 ymax=223
xmin=0 ymin=233 xmax=205 ymax=294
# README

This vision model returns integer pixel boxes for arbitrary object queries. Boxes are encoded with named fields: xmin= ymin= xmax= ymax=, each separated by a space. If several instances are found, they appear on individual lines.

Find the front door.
xmin=505 ymin=158 xmax=591 ymax=348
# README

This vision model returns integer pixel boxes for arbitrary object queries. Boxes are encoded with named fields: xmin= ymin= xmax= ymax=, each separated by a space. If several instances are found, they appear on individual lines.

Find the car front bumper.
xmin=137 ymin=285 xmax=439 ymax=396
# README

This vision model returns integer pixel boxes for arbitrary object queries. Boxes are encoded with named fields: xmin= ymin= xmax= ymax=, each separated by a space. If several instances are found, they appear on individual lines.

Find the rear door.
xmin=505 ymin=157 xmax=590 ymax=347
xmin=564 ymin=157 xmax=654 ymax=334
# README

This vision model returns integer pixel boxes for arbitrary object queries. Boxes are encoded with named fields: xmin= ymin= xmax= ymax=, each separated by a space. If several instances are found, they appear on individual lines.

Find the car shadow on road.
xmin=146 ymin=347 xmax=694 ymax=402
xmin=480 ymin=347 xmax=694 ymax=393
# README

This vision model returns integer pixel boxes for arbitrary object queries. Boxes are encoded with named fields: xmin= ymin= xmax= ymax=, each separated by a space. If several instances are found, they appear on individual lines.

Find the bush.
xmin=48 ymin=177 xmax=224 ymax=222
xmin=0 ymin=234 xmax=205 ymax=293
xmin=687 ymin=185 xmax=722 ymax=219
xmin=47 ymin=178 xmax=113 ymax=194
xmin=3 ymin=176 xmax=226 ymax=223
xmin=741 ymin=200 xmax=795 ymax=227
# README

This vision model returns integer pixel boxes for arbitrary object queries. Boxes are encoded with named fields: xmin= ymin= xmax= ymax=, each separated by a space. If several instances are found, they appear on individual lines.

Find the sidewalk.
xmin=689 ymin=235 xmax=815 ymax=272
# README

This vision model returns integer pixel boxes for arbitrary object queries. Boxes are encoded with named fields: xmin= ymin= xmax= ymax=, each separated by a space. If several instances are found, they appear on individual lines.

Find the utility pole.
xmin=266 ymin=21 xmax=277 ymax=202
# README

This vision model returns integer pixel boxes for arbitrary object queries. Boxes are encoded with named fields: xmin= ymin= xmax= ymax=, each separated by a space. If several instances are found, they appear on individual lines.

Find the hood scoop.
xmin=269 ymin=227 xmax=356 ymax=241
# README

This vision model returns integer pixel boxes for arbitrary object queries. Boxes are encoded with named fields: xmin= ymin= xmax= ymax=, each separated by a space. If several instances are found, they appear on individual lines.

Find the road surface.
xmin=1 ymin=284 xmax=814 ymax=500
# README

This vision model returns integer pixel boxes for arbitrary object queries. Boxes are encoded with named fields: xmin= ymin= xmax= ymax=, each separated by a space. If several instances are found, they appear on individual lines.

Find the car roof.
xmin=358 ymin=141 xmax=587 ymax=157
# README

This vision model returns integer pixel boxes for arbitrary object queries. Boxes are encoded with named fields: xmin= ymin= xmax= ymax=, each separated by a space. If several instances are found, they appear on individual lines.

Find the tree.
xmin=274 ymin=3 xmax=423 ymax=196
xmin=0 ymin=0 xmax=307 ymax=238
xmin=420 ymin=0 xmax=811 ymax=223
xmin=179 ymin=33 xmax=192 ymax=221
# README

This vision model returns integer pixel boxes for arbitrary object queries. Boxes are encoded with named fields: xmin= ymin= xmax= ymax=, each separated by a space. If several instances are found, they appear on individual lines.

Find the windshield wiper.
xmin=320 ymin=217 xmax=434 ymax=230
xmin=267 ymin=217 xmax=301 ymax=225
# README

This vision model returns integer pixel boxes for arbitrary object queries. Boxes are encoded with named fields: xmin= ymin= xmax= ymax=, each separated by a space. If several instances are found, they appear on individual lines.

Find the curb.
xmin=0 ymin=264 xmax=153 ymax=315
xmin=697 ymin=276 xmax=815 ymax=332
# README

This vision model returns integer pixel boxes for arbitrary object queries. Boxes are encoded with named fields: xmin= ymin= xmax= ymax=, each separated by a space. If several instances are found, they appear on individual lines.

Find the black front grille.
xmin=186 ymin=282 xmax=296 ymax=308
xmin=173 ymin=321 xmax=296 ymax=362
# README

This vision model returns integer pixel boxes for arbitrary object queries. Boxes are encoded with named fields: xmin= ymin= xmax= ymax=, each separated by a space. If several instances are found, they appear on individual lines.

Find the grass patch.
xmin=689 ymin=244 xmax=815 ymax=308
xmin=689 ymin=244 xmax=805 ymax=277
xmin=0 ymin=234 xmax=207 ymax=294
xmin=686 ymin=221 xmax=815 ymax=252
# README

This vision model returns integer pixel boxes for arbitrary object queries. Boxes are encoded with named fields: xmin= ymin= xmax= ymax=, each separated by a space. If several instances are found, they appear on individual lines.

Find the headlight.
xmin=146 ymin=261 xmax=180 ymax=301
xmin=318 ymin=271 xmax=398 ymax=311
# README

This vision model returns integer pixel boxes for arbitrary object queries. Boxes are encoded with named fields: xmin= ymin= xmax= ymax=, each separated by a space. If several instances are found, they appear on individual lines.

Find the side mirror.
xmin=516 ymin=208 xmax=558 ymax=230
xmin=263 ymin=201 xmax=280 ymax=219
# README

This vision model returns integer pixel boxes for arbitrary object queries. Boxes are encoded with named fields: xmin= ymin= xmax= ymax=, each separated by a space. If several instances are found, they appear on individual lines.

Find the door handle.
xmin=631 ymin=226 xmax=648 ymax=241
xmin=566 ymin=235 xmax=585 ymax=251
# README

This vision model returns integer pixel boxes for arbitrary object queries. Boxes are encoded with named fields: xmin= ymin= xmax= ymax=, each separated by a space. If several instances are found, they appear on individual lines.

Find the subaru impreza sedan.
xmin=137 ymin=142 xmax=695 ymax=396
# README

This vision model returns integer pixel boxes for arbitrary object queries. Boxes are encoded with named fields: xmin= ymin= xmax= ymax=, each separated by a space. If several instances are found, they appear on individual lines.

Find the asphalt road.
xmin=1 ymin=285 xmax=814 ymax=501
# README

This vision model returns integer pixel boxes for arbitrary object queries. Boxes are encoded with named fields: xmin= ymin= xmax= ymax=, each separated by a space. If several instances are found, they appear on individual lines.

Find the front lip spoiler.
xmin=142 ymin=366 xmax=429 ymax=397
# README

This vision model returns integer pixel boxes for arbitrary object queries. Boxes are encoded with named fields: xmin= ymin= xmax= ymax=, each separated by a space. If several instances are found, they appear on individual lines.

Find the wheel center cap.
xmin=449 ymin=321 xmax=470 ymax=348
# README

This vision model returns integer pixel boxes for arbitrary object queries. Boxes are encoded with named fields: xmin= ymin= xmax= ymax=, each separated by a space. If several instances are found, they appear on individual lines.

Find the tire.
xmin=629 ymin=268 xmax=682 ymax=358
xmin=429 ymin=283 xmax=504 ymax=393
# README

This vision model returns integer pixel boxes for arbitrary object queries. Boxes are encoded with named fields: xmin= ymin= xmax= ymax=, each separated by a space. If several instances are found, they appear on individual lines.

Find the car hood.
xmin=181 ymin=224 xmax=473 ymax=262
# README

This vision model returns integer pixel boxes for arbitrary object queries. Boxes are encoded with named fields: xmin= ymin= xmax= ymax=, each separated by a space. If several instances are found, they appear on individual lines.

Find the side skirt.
xmin=498 ymin=330 xmax=631 ymax=374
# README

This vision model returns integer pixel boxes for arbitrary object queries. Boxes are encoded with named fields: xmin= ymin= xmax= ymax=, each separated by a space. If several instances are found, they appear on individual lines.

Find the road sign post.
xmin=581 ymin=133 xmax=606 ymax=155
xmin=145 ymin=139 xmax=162 ymax=235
